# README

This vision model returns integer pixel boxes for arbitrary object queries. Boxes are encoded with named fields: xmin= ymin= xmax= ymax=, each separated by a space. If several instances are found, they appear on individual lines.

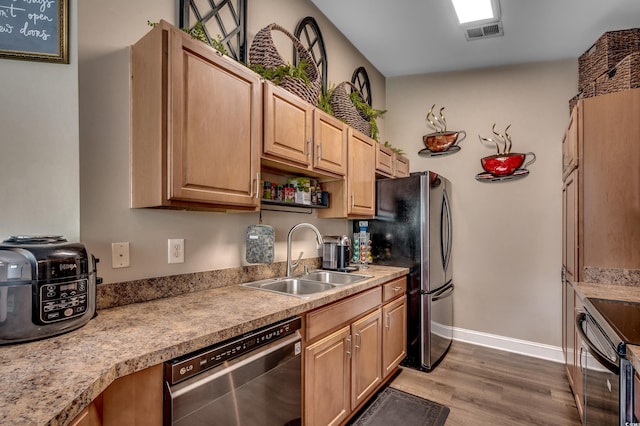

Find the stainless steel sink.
xmin=297 ymin=270 xmax=372 ymax=285
xmin=241 ymin=277 xmax=337 ymax=298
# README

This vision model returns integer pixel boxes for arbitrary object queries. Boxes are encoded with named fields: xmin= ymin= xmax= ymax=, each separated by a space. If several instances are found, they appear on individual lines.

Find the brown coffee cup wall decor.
xmin=419 ymin=104 xmax=466 ymax=157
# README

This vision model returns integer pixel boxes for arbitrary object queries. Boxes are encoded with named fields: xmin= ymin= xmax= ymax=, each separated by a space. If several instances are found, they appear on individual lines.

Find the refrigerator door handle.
xmin=430 ymin=282 xmax=454 ymax=301
xmin=441 ymin=189 xmax=452 ymax=271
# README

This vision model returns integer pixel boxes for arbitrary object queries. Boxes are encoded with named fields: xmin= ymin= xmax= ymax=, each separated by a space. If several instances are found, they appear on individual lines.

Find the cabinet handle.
xmin=355 ymin=333 xmax=361 ymax=350
xmin=351 ymin=193 xmax=355 ymax=209
xmin=385 ymin=313 xmax=390 ymax=329
xmin=306 ymin=140 xmax=312 ymax=159
xmin=254 ymin=173 xmax=260 ymax=199
xmin=346 ymin=335 xmax=352 ymax=358
xmin=317 ymin=143 xmax=322 ymax=161
xmin=393 ymin=286 xmax=402 ymax=293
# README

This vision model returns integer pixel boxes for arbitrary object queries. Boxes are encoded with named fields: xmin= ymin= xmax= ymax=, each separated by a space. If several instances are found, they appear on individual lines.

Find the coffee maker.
xmin=322 ymin=235 xmax=351 ymax=271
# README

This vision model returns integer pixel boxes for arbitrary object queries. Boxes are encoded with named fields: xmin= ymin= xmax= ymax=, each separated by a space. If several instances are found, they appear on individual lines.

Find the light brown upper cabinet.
xmin=130 ymin=21 xmax=262 ymax=211
xmin=375 ymin=143 xmax=410 ymax=178
xmin=562 ymin=104 xmax=579 ymax=181
xmin=562 ymin=89 xmax=640 ymax=280
xmin=319 ymin=128 xmax=376 ymax=218
xmin=262 ymin=82 xmax=347 ymax=177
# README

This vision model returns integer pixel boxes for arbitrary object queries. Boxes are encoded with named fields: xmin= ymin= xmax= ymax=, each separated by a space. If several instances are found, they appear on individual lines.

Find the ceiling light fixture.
xmin=451 ymin=0 xmax=500 ymax=25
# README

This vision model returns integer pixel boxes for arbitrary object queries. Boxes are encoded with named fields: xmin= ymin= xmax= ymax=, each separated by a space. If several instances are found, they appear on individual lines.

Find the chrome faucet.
xmin=286 ymin=223 xmax=324 ymax=277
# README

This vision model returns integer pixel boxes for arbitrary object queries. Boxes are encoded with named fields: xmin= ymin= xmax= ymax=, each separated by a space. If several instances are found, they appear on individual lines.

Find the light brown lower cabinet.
xmin=68 ymin=395 xmax=102 ymax=426
xmin=304 ymin=310 xmax=382 ymax=426
xmin=304 ymin=280 xmax=407 ymax=426
xmin=351 ymin=310 xmax=383 ymax=409
xmin=69 ymin=364 xmax=163 ymax=426
xmin=382 ymin=295 xmax=407 ymax=377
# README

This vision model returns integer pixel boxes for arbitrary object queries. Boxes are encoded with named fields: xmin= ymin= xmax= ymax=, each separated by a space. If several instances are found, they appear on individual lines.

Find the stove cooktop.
xmin=587 ymin=298 xmax=640 ymax=346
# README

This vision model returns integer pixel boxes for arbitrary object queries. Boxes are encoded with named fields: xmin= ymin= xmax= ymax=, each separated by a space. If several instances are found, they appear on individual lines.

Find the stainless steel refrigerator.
xmin=369 ymin=171 xmax=453 ymax=371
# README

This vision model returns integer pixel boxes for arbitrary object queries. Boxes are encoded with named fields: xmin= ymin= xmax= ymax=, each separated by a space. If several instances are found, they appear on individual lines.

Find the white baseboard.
xmin=452 ymin=326 xmax=565 ymax=364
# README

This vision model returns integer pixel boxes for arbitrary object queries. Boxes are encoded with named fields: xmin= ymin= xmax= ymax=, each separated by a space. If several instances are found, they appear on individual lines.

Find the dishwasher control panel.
xmin=165 ymin=316 xmax=302 ymax=385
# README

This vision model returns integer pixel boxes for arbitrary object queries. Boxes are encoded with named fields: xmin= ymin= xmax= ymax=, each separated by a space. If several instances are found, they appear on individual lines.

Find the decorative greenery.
xmin=349 ymin=91 xmax=386 ymax=141
xmin=249 ymin=60 xmax=312 ymax=87
xmin=382 ymin=141 xmax=405 ymax=156
xmin=147 ymin=21 xmax=228 ymax=55
xmin=316 ymin=84 xmax=335 ymax=115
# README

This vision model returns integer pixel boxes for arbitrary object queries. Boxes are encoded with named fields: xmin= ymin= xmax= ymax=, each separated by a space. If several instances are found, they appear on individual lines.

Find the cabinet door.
xmin=562 ymin=103 xmax=579 ymax=179
xmin=394 ymin=154 xmax=410 ymax=178
xmin=375 ymin=143 xmax=394 ymax=177
xmin=347 ymin=129 xmax=376 ymax=217
xmin=305 ymin=326 xmax=351 ymax=426
xmin=263 ymin=82 xmax=313 ymax=167
xmin=168 ymin=30 xmax=262 ymax=207
xmin=69 ymin=396 xmax=103 ymax=426
xmin=351 ymin=309 xmax=382 ymax=409
xmin=581 ymin=90 xmax=640 ymax=270
xmin=562 ymin=280 xmax=576 ymax=387
xmin=131 ymin=22 xmax=262 ymax=209
xmin=574 ymin=293 xmax=584 ymax=419
xmin=313 ymin=109 xmax=347 ymax=176
xmin=382 ymin=295 xmax=407 ymax=377
xmin=102 ymin=365 xmax=163 ymax=426
xmin=563 ymin=170 xmax=579 ymax=283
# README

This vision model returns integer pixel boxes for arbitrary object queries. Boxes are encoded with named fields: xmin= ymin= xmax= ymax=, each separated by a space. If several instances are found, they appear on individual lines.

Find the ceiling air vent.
xmin=464 ymin=21 xmax=504 ymax=41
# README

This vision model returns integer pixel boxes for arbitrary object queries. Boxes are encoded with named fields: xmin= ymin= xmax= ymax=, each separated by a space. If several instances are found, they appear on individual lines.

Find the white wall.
xmin=78 ymin=0 xmax=386 ymax=283
xmin=0 ymin=0 xmax=79 ymax=241
xmin=386 ymin=60 xmax=577 ymax=346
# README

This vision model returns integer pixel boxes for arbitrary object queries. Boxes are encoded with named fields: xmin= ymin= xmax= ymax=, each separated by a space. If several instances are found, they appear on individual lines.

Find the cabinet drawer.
xmin=306 ymin=287 xmax=381 ymax=341
xmin=382 ymin=277 xmax=406 ymax=303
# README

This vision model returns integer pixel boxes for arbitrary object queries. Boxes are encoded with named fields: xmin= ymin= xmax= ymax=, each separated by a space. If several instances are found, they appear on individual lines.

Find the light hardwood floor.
xmin=389 ymin=341 xmax=582 ymax=425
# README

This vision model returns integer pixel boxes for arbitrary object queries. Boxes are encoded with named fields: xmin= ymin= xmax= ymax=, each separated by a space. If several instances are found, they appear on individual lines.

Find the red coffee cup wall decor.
xmin=476 ymin=124 xmax=536 ymax=182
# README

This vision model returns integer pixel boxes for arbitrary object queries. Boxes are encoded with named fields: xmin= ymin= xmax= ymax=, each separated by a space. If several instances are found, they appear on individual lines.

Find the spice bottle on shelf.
xmin=263 ymin=181 xmax=271 ymax=200
xmin=284 ymin=184 xmax=294 ymax=203
xmin=316 ymin=183 xmax=323 ymax=206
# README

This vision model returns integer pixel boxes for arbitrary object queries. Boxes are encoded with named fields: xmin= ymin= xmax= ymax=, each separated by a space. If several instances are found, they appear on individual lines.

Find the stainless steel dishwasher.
xmin=164 ymin=316 xmax=302 ymax=426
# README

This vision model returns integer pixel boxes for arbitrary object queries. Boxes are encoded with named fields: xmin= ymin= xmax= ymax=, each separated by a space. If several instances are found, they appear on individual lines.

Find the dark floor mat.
xmin=349 ymin=387 xmax=450 ymax=426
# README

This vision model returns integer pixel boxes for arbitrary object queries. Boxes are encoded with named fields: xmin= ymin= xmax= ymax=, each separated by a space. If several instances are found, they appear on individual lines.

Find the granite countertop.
xmin=574 ymin=282 xmax=640 ymax=375
xmin=0 ymin=265 xmax=408 ymax=426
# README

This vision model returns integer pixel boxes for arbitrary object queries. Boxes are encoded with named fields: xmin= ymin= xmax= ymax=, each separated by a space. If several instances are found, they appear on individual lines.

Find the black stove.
xmin=587 ymin=298 xmax=640 ymax=347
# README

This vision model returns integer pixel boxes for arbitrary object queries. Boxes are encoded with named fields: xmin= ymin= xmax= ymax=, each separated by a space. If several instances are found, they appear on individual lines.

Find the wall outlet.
xmin=111 ymin=242 xmax=130 ymax=268
xmin=168 ymin=239 xmax=184 ymax=264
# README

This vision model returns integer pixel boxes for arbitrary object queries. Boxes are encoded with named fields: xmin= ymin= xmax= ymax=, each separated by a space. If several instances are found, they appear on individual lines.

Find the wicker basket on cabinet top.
xmin=578 ymin=28 xmax=640 ymax=92
xmin=329 ymin=81 xmax=372 ymax=137
xmin=249 ymin=23 xmax=321 ymax=106
xmin=595 ymin=52 xmax=640 ymax=96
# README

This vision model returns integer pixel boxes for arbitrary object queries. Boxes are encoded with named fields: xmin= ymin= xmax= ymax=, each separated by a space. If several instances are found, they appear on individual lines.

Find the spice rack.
xmin=260 ymin=171 xmax=330 ymax=212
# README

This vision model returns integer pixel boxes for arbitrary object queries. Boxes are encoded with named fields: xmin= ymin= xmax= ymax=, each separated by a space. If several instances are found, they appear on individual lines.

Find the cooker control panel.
xmin=38 ymin=279 xmax=89 ymax=323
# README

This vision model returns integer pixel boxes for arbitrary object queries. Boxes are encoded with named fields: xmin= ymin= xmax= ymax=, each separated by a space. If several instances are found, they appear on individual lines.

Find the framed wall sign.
xmin=0 ymin=0 xmax=69 ymax=63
